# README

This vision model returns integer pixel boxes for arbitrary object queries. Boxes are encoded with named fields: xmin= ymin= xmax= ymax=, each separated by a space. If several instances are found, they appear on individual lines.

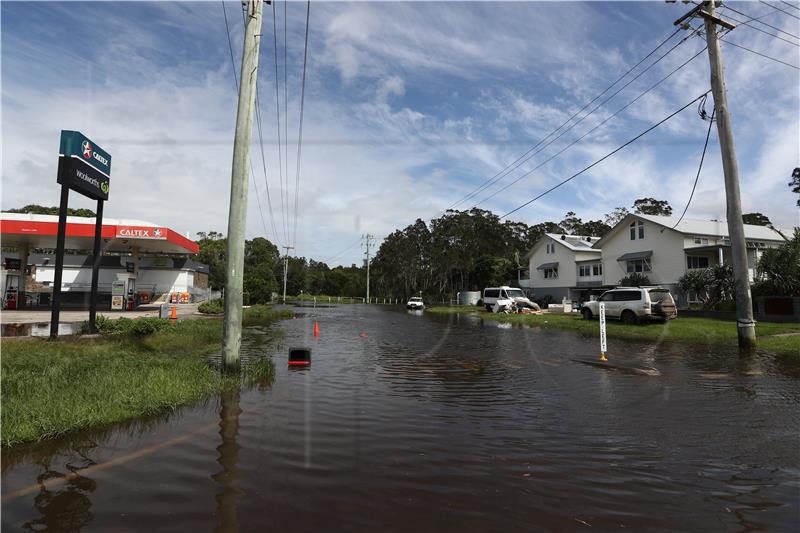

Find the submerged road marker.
xmin=599 ymin=302 xmax=608 ymax=362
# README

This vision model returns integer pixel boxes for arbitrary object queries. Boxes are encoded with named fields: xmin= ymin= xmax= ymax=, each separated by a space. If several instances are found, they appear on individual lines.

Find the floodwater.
xmin=1 ymin=322 xmax=78 ymax=337
xmin=2 ymin=305 xmax=799 ymax=531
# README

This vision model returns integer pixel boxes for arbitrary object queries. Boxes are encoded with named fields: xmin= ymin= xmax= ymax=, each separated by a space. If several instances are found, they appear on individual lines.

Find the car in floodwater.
xmin=406 ymin=296 xmax=425 ymax=310
xmin=482 ymin=286 xmax=538 ymax=313
xmin=582 ymin=286 xmax=677 ymax=324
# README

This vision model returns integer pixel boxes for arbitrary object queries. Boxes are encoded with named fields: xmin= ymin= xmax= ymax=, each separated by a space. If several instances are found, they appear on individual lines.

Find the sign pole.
xmin=599 ymin=302 xmax=608 ymax=362
xmin=49 ymin=183 xmax=70 ymax=339
xmin=88 ymin=199 xmax=105 ymax=333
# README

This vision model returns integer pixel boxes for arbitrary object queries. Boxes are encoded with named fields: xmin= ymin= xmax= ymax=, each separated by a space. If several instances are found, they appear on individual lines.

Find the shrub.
xmin=198 ymin=298 xmax=224 ymax=314
xmin=677 ymin=265 xmax=734 ymax=309
xmin=754 ymin=228 xmax=800 ymax=296
xmin=79 ymin=315 xmax=173 ymax=336
xmin=619 ymin=273 xmax=651 ymax=287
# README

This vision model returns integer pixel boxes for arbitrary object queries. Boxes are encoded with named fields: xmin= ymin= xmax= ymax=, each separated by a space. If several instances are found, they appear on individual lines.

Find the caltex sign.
xmin=115 ymin=226 xmax=167 ymax=240
xmin=58 ymin=130 xmax=112 ymax=200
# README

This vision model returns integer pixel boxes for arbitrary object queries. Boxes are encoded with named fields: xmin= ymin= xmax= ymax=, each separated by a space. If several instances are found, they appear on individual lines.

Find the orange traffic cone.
xmin=313 ymin=322 xmax=319 ymax=337
xmin=170 ymin=306 xmax=177 ymax=319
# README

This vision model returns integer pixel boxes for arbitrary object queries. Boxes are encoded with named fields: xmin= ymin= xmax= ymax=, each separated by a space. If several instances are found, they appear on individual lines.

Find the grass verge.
xmin=427 ymin=306 xmax=800 ymax=357
xmin=1 ymin=308 xmax=292 ymax=447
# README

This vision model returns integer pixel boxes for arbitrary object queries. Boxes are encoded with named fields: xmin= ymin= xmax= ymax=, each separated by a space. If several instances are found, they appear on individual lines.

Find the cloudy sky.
xmin=2 ymin=1 xmax=798 ymax=265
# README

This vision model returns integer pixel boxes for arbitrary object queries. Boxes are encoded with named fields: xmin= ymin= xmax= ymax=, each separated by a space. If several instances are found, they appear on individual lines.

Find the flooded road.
xmin=3 ymin=305 xmax=799 ymax=531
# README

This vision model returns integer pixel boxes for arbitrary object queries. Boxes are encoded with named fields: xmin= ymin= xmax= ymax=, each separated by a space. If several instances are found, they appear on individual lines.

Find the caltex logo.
xmin=82 ymin=140 xmax=92 ymax=159
xmin=153 ymin=229 xmax=162 ymax=237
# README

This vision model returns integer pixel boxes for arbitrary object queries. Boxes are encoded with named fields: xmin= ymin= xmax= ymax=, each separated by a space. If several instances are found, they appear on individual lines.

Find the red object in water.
xmin=359 ymin=332 xmax=368 ymax=338
xmin=313 ymin=322 xmax=319 ymax=337
xmin=288 ymin=347 xmax=311 ymax=366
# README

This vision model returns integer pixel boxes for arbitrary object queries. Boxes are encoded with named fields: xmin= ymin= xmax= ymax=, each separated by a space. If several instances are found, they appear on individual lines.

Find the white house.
xmin=520 ymin=233 xmax=602 ymax=302
xmin=592 ymin=214 xmax=787 ymax=306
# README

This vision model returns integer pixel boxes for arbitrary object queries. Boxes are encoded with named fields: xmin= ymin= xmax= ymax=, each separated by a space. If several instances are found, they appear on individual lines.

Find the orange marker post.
xmin=313 ymin=322 xmax=319 ymax=337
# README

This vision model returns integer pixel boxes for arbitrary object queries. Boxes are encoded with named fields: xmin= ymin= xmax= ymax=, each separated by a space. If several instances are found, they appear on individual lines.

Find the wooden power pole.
xmin=223 ymin=0 xmax=265 ymax=372
xmin=362 ymin=234 xmax=374 ymax=303
xmin=676 ymin=1 xmax=756 ymax=348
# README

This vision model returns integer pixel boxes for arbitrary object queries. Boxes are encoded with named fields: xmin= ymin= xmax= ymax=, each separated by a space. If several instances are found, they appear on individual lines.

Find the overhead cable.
xmin=444 ymin=28 xmax=685 ymax=212
xmin=500 ymin=91 xmax=711 ymax=219
xmin=478 ymin=44 xmax=708 ymax=207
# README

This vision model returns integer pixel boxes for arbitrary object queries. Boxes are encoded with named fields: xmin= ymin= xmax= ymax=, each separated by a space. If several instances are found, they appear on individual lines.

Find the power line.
xmin=780 ymin=0 xmax=800 ymax=11
xmin=721 ymin=10 xmax=800 ymax=46
xmin=500 ymin=91 xmax=711 ymax=219
xmin=477 ymin=43 xmax=708 ymax=207
xmin=720 ymin=37 xmax=800 ymax=69
xmin=759 ymin=0 xmax=800 ymax=20
xmin=270 ymin=1 xmax=289 ymax=246
xmin=284 ymin=0 xmax=289 ymax=238
xmin=444 ymin=27 xmax=685 ymax=212
xmin=292 ymin=0 xmax=311 ymax=248
xmin=472 ymin=29 xmax=700 ymax=208
xmin=672 ymin=107 xmax=716 ymax=229
xmin=721 ymin=3 xmax=800 ymax=40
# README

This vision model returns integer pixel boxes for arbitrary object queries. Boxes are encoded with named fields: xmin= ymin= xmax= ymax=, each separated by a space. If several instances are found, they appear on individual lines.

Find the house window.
xmin=546 ymin=243 xmax=556 ymax=254
xmin=630 ymin=221 xmax=644 ymax=240
xmin=578 ymin=265 xmax=590 ymax=277
xmin=543 ymin=267 xmax=558 ymax=279
xmin=592 ymin=263 xmax=602 ymax=276
xmin=626 ymin=259 xmax=651 ymax=273
xmin=694 ymin=236 xmax=709 ymax=245
xmin=687 ymin=256 xmax=709 ymax=269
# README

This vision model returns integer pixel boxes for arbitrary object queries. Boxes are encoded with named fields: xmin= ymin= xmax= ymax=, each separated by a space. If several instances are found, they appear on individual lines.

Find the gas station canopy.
xmin=0 ymin=213 xmax=199 ymax=255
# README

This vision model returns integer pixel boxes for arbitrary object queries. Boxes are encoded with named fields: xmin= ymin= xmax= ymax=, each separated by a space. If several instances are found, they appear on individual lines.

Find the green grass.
xmin=1 ymin=309 xmax=292 ymax=447
xmin=428 ymin=306 xmax=800 ymax=357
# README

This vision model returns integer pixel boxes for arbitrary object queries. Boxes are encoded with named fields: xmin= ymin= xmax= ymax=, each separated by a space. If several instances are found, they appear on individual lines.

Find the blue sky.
xmin=2 ymin=1 xmax=798 ymax=265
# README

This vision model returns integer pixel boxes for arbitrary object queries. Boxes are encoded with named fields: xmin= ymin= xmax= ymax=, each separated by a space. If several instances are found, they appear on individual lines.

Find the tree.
xmin=558 ymin=211 xmax=583 ymax=234
xmin=604 ymin=206 xmax=629 ymax=226
xmin=790 ymin=167 xmax=800 ymax=207
xmin=753 ymin=228 xmax=800 ymax=296
xmin=676 ymin=264 xmax=735 ymax=309
xmin=580 ymin=219 xmax=611 ymax=237
xmin=4 ymin=204 xmax=96 ymax=217
xmin=742 ymin=212 xmax=772 ymax=226
xmin=632 ymin=198 xmax=673 ymax=216
xmin=196 ymin=232 xmax=227 ymax=290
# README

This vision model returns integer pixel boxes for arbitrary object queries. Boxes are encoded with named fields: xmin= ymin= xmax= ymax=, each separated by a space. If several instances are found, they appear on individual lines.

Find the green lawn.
xmin=427 ymin=306 xmax=800 ymax=356
xmin=1 ymin=308 xmax=292 ymax=447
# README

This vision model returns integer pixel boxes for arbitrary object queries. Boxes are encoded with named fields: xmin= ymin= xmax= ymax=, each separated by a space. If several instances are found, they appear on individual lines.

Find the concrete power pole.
xmin=675 ymin=1 xmax=755 ymax=348
xmin=282 ymin=245 xmax=294 ymax=303
xmin=361 ymin=233 xmax=375 ymax=303
xmin=223 ymin=0 xmax=265 ymax=372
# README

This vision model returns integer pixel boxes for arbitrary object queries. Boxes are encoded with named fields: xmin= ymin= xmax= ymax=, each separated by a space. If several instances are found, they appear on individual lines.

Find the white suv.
xmin=582 ymin=287 xmax=677 ymax=324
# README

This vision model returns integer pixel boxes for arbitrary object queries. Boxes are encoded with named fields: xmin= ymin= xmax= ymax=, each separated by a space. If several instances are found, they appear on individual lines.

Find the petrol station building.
xmin=1 ymin=213 xmax=209 ymax=310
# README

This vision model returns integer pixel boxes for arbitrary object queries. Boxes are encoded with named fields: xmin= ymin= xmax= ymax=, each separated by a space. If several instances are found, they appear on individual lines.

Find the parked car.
xmin=482 ymin=286 xmax=539 ymax=313
xmin=406 ymin=296 xmax=425 ymax=310
xmin=582 ymin=287 xmax=677 ymax=324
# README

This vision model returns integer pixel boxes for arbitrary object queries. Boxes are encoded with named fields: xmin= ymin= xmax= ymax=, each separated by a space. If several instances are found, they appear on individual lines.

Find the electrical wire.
xmin=672 ymin=108 xmax=716 ymax=229
xmin=780 ymin=0 xmax=800 ymax=11
xmin=221 ymin=0 xmax=276 ymax=244
xmin=500 ymin=91 xmax=711 ymax=219
xmin=759 ymin=0 xmax=800 ymax=20
xmin=271 ymin=2 xmax=289 ymax=246
xmin=443 ymin=27 xmax=685 ymax=212
xmin=720 ymin=37 xmax=800 ymax=69
xmin=284 ymin=0 xmax=289 ymax=237
xmin=292 ymin=0 xmax=311 ymax=248
xmin=720 ymin=10 xmax=800 ymax=46
xmin=471 ymin=29 xmax=701 ymax=209
xmin=721 ymin=3 xmax=800 ymax=40
xmin=477 ymin=43 xmax=708 ymax=207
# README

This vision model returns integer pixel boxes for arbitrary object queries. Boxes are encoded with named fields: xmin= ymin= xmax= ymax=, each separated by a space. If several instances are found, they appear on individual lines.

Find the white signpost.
xmin=599 ymin=302 xmax=608 ymax=362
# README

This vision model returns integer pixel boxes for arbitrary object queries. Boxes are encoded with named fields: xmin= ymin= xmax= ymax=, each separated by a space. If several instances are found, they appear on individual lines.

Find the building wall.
xmin=34 ymin=266 xmax=194 ymax=294
xmin=600 ymin=221 xmax=686 ymax=286
xmin=526 ymin=237 xmax=601 ymax=301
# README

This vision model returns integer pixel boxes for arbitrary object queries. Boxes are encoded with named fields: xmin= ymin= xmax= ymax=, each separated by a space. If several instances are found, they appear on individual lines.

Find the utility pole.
xmin=222 ymin=0 xmax=265 ymax=372
xmin=281 ymin=245 xmax=294 ymax=303
xmin=362 ymin=234 xmax=373 ymax=303
xmin=674 ymin=1 xmax=755 ymax=348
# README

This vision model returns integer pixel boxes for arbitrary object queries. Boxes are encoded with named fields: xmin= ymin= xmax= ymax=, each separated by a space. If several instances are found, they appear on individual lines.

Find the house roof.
xmin=617 ymin=250 xmax=653 ymax=261
xmin=524 ymin=233 xmax=601 ymax=259
xmin=593 ymin=214 xmax=788 ymax=248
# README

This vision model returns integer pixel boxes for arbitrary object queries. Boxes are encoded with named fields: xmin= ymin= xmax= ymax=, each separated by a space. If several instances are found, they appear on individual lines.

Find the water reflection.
xmin=212 ymin=388 xmax=242 ymax=533
xmin=21 ymin=444 xmax=98 ymax=532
